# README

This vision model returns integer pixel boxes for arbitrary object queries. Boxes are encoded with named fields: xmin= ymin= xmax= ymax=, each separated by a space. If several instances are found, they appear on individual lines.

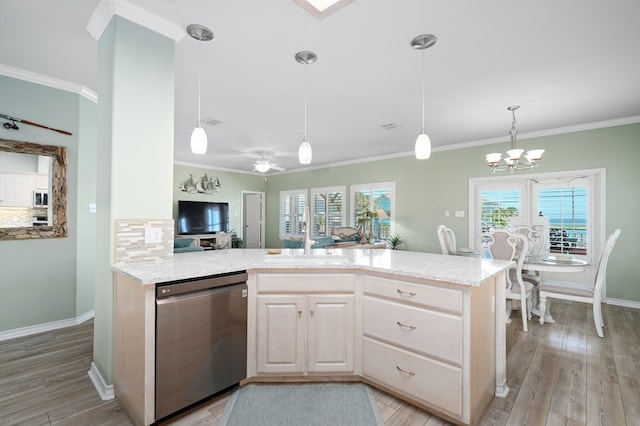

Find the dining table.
xmin=521 ymin=254 xmax=590 ymax=322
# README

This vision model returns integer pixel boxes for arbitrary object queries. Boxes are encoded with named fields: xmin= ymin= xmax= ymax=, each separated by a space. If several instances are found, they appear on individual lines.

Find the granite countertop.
xmin=112 ymin=248 xmax=513 ymax=287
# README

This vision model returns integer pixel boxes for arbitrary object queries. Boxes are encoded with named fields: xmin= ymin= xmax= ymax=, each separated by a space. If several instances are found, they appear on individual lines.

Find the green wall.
xmin=0 ymin=76 xmax=84 ymax=332
xmin=264 ymin=123 xmax=640 ymax=302
xmin=173 ymin=164 xmax=267 ymax=236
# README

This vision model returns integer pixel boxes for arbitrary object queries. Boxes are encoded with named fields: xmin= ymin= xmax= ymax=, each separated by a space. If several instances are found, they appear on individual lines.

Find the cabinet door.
xmin=256 ymin=295 xmax=305 ymax=374
xmin=0 ymin=174 xmax=32 ymax=207
xmin=307 ymin=294 xmax=355 ymax=373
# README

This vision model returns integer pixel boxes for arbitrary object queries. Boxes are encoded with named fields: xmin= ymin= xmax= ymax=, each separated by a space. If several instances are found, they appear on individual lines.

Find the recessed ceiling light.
xmin=292 ymin=0 xmax=354 ymax=20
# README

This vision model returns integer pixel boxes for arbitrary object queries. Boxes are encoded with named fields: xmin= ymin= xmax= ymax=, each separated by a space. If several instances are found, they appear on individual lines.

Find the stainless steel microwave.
xmin=34 ymin=190 xmax=48 ymax=208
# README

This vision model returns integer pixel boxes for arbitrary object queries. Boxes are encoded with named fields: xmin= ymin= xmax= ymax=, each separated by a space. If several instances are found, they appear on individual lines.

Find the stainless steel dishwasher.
xmin=155 ymin=271 xmax=248 ymax=420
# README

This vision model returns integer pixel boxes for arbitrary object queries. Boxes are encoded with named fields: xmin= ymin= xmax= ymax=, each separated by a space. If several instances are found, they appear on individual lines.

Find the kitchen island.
xmin=112 ymin=248 xmax=512 ymax=425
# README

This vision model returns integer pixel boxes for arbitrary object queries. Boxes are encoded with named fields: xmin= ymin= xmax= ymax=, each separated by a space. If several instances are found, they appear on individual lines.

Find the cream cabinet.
xmin=254 ymin=273 xmax=355 ymax=375
xmin=361 ymin=274 xmax=497 ymax=425
xmin=0 ymin=173 xmax=32 ymax=207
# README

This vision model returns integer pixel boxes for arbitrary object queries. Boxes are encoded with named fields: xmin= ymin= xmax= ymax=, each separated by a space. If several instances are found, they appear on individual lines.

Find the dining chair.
xmin=514 ymin=226 xmax=544 ymax=287
xmin=515 ymin=225 xmax=545 ymax=256
xmin=480 ymin=229 xmax=533 ymax=331
xmin=436 ymin=225 xmax=456 ymax=255
xmin=538 ymin=229 xmax=621 ymax=337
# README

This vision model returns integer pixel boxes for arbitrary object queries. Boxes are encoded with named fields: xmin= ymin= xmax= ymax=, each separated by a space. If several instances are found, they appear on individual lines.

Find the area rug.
xmin=220 ymin=383 xmax=384 ymax=426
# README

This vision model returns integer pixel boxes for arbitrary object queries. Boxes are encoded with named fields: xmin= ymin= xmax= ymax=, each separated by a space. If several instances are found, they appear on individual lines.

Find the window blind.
xmin=279 ymin=189 xmax=306 ymax=239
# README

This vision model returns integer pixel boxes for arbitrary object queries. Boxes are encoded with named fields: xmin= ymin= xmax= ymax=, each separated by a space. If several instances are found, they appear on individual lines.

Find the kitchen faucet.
xmin=302 ymin=205 xmax=316 ymax=255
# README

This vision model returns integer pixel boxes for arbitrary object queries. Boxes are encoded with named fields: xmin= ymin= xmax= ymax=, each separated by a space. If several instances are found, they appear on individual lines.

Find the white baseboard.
xmin=0 ymin=310 xmax=95 ymax=342
xmin=606 ymin=298 xmax=640 ymax=309
xmin=88 ymin=362 xmax=115 ymax=400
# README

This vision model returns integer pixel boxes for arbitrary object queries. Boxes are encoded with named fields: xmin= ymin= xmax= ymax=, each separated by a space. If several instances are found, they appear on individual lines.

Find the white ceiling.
xmin=1 ymin=0 xmax=639 ymax=174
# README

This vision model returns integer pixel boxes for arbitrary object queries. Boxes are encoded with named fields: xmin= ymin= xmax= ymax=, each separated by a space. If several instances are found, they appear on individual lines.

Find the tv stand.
xmin=187 ymin=233 xmax=232 ymax=250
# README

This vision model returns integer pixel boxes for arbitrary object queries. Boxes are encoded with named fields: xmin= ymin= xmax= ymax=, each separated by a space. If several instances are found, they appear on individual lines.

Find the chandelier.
xmin=486 ymin=105 xmax=544 ymax=173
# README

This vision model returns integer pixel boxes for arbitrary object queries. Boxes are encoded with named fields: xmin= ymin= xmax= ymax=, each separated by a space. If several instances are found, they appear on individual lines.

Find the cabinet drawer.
xmin=257 ymin=273 xmax=355 ymax=293
xmin=362 ymin=337 xmax=462 ymax=418
xmin=363 ymin=296 xmax=462 ymax=365
xmin=363 ymin=275 xmax=462 ymax=313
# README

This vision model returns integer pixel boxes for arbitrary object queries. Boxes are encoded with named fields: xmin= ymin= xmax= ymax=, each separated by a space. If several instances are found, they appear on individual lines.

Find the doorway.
xmin=242 ymin=191 xmax=265 ymax=248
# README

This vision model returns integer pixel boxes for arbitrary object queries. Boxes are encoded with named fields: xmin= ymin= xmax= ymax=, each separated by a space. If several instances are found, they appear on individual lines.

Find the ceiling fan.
xmin=252 ymin=158 xmax=286 ymax=173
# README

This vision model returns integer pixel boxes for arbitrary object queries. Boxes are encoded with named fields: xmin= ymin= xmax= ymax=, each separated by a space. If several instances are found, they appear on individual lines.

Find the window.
xmin=470 ymin=170 xmax=604 ymax=263
xmin=351 ymin=182 xmax=395 ymax=240
xmin=310 ymin=186 xmax=345 ymax=237
xmin=279 ymin=189 xmax=306 ymax=239
xmin=480 ymin=188 xmax=522 ymax=232
xmin=535 ymin=178 xmax=589 ymax=256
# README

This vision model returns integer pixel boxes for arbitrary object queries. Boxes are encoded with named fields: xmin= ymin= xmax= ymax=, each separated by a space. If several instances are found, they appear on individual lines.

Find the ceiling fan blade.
xmin=271 ymin=165 xmax=286 ymax=172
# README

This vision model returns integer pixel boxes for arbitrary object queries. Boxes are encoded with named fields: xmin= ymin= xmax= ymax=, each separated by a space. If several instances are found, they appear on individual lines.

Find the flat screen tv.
xmin=177 ymin=201 xmax=229 ymax=235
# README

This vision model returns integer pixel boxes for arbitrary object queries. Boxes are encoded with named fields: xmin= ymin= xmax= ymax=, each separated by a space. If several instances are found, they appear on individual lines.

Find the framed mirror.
xmin=0 ymin=137 xmax=67 ymax=240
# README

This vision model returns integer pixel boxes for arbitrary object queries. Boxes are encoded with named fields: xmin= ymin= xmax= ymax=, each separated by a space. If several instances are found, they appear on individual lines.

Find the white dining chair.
xmin=514 ymin=226 xmax=543 ymax=287
xmin=480 ymin=229 xmax=533 ymax=331
xmin=538 ymin=229 xmax=621 ymax=337
xmin=436 ymin=225 xmax=456 ymax=255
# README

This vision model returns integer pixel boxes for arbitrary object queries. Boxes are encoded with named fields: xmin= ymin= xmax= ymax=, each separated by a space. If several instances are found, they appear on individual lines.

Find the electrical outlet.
xmin=145 ymin=227 xmax=163 ymax=244
xmin=445 ymin=210 xmax=450 ymax=217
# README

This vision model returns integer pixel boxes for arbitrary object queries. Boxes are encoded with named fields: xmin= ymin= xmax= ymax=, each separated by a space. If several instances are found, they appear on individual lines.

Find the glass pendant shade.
xmin=298 ymin=139 xmax=313 ymax=164
xmin=415 ymin=133 xmax=431 ymax=159
xmin=190 ymin=126 xmax=207 ymax=155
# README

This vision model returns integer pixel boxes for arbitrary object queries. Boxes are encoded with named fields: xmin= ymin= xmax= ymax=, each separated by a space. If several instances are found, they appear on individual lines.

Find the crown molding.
xmin=87 ymin=0 xmax=185 ymax=42
xmin=0 ymin=64 xmax=97 ymax=103
xmin=435 ymin=115 xmax=640 ymax=153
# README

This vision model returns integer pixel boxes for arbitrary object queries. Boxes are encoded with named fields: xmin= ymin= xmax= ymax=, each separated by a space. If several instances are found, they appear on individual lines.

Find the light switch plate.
xmin=455 ymin=211 xmax=465 ymax=218
xmin=145 ymin=227 xmax=163 ymax=244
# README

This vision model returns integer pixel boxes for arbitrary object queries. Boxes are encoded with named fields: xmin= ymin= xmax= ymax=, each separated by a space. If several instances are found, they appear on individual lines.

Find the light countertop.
xmin=112 ymin=248 xmax=513 ymax=287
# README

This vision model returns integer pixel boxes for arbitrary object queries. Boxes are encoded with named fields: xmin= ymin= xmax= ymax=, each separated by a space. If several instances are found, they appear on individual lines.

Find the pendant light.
xmin=187 ymin=24 xmax=214 ymax=155
xmin=411 ymin=34 xmax=437 ymax=160
xmin=295 ymin=51 xmax=317 ymax=165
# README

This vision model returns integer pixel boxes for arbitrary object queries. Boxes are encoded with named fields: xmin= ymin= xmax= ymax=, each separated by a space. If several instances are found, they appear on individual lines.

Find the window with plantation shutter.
xmin=480 ymin=188 xmax=521 ymax=232
xmin=351 ymin=182 xmax=395 ymax=240
xmin=311 ymin=186 xmax=345 ymax=236
xmin=470 ymin=170 xmax=603 ymax=264
xmin=534 ymin=178 xmax=589 ymax=256
xmin=279 ymin=189 xmax=306 ymax=239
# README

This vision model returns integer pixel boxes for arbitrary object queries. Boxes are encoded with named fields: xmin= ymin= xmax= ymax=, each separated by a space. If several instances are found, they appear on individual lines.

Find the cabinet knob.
xmin=396 ymin=321 xmax=416 ymax=330
xmin=396 ymin=289 xmax=416 ymax=297
xmin=396 ymin=366 xmax=416 ymax=376
xmin=309 ymin=309 xmax=314 ymax=315
xmin=298 ymin=310 xmax=303 ymax=316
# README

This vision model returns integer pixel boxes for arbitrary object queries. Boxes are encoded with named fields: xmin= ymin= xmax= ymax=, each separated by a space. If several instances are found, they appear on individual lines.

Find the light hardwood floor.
xmin=1 ymin=302 xmax=639 ymax=425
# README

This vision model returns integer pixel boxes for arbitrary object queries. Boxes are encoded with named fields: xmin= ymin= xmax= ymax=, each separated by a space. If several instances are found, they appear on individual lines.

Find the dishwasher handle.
xmin=156 ymin=271 xmax=248 ymax=299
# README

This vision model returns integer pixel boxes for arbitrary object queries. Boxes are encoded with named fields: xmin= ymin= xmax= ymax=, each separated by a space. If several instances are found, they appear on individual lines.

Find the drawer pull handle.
xmin=396 ymin=366 xmax=416 ymax=376
xmin=396 ymin=289 xmax=416 ymax=297
xmin=396 ymin=321 xmax=416 ymax=330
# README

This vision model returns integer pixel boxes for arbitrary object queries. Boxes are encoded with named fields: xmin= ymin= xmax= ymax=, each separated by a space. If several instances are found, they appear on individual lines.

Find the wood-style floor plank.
xmin=1 ymin=303 xmax=639 ymax=426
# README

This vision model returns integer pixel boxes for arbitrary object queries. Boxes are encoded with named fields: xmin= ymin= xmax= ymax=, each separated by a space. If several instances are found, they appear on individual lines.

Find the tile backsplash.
xmin=0 ymin=207 xmax=48 ymax=227
xmin=115 ymin=219 xmax=174 ymax=264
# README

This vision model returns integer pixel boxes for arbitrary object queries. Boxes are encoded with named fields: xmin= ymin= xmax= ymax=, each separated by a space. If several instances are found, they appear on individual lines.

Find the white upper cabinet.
xmin=0 ymin=173 xmax=33 ymax=207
